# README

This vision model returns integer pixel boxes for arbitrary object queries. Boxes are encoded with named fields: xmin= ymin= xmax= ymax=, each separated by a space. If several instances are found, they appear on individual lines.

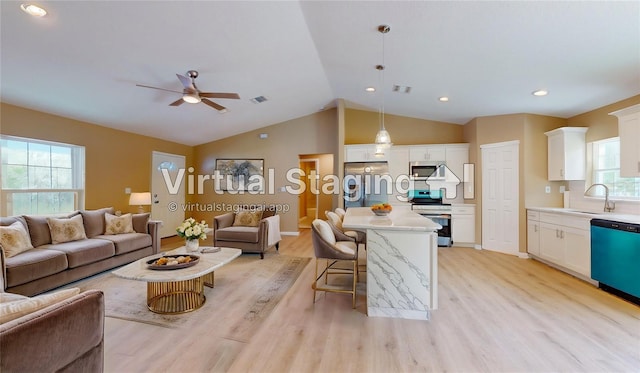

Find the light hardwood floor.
xmin=105 ymin=231 xmax=640 ymax=372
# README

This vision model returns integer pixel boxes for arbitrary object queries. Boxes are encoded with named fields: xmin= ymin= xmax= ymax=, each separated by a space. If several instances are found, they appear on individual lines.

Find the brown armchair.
xmin=213 ymin=208 xmax=281 ymax=259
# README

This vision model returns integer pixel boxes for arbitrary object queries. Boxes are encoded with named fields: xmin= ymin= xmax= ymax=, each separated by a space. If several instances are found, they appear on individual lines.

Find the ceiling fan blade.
xmin=199 ymin=92 xmax=240 ymax=99
xmin=176 ymin=74 xmax=195 ymax=91
xmin=136 ymin=84 xmax=183 ymax=94
xmin=169 ymin=98 xmax=185 ymax=107
xmin=201 ymin=98 xmax=226 ymax=111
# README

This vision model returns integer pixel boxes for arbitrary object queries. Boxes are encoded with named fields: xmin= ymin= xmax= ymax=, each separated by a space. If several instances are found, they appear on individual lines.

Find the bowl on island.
xmin=371 ymin=203 xmax=392 ymax=216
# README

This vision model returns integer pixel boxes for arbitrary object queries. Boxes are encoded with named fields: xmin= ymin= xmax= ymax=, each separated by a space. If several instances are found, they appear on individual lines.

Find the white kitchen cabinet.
xmin=544 ymin=127 xmax=588 ymax=181
xmin=451 ymin=204 xmax=475 ymax=245
xmin=526 ymin=210 xmax=540 ymax=256
xmin=444 ymin=144 xmax=469 ymax=182
xmin=388 ymin=146 xmax=410 ymax=203
xmin=610 ymin=104 xmax=640 ymax=178
xmin=409 ymin=145 xmax=445 ymax=162
xmin=533 ymin=211 xmax=591 ymax=278
xmin=345 ymin=144 xmax=388 ymax=162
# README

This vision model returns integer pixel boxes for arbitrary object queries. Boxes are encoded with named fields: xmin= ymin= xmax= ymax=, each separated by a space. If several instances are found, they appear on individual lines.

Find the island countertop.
xmin=342 ymin=207 xmax=442 ymax=231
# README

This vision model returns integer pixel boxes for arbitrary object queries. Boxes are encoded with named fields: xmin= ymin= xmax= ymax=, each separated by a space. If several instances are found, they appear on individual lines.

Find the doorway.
xmin=298 ymin=158 xmax=319 ymax=228
xmin=151 ymin=151 xmax=186 ymax=238
xmin=481 ymin=141 xmax=519 ymax=255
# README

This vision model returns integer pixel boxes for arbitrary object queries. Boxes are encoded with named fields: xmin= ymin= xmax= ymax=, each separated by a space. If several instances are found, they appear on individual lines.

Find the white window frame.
xmin=588 ymin=137 xmax=640 ymax=200
xmin=1 ymin=135 xmax=85 ymax=216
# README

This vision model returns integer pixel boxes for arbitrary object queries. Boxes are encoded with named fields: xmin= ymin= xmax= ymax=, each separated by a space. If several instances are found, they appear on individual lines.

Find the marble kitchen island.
xmin=342 ymin=207 xmax=441 ymax=320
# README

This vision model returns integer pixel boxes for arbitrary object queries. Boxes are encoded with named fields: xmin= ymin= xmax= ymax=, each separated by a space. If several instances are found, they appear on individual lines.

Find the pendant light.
xmin=374 ymin=24 xmax=392 ymax=152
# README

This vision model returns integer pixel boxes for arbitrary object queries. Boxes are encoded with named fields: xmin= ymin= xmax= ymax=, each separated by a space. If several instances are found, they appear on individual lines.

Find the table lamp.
xmin=129 ymin=192 xmax=151 ymax=213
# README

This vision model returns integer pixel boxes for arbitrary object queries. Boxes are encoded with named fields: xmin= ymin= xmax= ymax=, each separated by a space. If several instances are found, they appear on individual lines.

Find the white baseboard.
xmin=281 ymin=231 xmax=300 ymax=236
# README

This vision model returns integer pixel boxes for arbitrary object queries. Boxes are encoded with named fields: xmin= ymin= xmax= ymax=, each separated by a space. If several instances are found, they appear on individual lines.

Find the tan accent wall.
xmin=192 ymin=109 xmax=339 ymax=233
xmin=0 ymin=103 xmax=192 ymax=214
xmin=345 ymin=108 xmax=464 ymax=145
xmin=567 ymin=94 xmax=640 ymax=142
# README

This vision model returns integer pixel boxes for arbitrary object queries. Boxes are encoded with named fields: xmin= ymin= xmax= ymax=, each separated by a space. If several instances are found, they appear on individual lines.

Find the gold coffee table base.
xmin=146 ymin=272 xmax=215 ymax=314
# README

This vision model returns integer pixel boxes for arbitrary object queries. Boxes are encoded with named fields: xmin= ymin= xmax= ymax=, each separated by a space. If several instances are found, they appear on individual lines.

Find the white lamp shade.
xmin=129 ymin=192 xmax=151 ymax=206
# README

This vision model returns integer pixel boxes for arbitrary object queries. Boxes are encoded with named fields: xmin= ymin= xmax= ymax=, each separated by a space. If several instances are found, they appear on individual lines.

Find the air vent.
xmin=392 ymin=85 xmax=412 ymax=94
xmin=251 ymin=96 xmax=268 ymax=104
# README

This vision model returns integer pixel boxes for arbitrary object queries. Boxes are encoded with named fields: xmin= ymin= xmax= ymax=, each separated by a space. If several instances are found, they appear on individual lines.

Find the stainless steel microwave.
xmin=409 ymin=161 xmax=446 ymax=180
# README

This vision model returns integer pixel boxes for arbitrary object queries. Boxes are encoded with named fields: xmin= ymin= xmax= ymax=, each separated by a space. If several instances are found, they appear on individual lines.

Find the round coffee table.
xmin=112 ymin=247 xmax=241 ymax=314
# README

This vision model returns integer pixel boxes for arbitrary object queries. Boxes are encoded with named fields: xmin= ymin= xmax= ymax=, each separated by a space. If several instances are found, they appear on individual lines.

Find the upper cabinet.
xmin=444 ymin=144 xmax=469 ymax=182
xmin=408 ymin=145 xmax=445 ymax=162
xmin=544 ymin=127 xmax=588 ymax=181
xmin=345 ymin=144 xmax=388 ymax=162
xmin=610 ymin=104 xmax=640 ymax=178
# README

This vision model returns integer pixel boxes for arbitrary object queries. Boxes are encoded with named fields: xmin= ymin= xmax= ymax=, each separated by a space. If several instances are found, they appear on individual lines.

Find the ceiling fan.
xmin=136 ymin=70 xmax=240 ymax=112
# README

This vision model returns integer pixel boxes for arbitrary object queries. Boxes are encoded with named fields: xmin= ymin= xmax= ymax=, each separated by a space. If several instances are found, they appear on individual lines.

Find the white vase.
xmin=185 ymin=239 xmax=200 ymax=253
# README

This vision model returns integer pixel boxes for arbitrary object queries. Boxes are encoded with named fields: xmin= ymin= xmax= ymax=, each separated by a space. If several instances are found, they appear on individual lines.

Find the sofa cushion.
xmin=4 ymin=249 xmax=69 ymax=288
xmin=215 ymin=226 xmax=260 ymax=243
xmin=94 ymin=233 xmax=151 ymax=255
xmin=132 ymin=213 xmax=150 ymax=234
xmin=47 ymin=215 xmax=87 ymax=244
xmin=0 ymin=216 xmax=27 ymax=229
xmin=23 ymin=215 xmax=52 ymax=247
xmin=0 ymin=221 xmax=34 ymax=258
xmin=232 ymin=210 xmax=263 ymax=227
xmin=80 ymin=207 xmax=115 ymax=238
xmin=41 ymin=239 xmax=115 ymax=268
xmin=105 ymin=213 xmax=134 ymax=235
xmin=0 ymin=288 xmax=80 ymax=324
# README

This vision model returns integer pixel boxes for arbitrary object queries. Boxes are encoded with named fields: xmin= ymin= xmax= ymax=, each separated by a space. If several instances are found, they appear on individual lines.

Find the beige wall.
xmin=0 ymin=103 xmax=193 ymax=214
xmin=345 ymin=108 xmax=464 ymax=145
xmin=567 ymin=94 xmax=640 ymax=142
xmin=192 ymin=109 xmax=339 ymax=232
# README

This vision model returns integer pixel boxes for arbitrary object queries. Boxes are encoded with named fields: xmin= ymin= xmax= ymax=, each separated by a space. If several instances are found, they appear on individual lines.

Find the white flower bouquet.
xmin=176 ymin=217 xmax=208 ymax=241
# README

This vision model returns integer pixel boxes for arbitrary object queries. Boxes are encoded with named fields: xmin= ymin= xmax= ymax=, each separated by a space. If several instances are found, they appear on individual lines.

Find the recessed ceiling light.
xmin=365 ymin=87 xmax=376 ymax=92
xmin=20 ymin=3 xmax=47 ymax=17
xmin=532 ymin=90 xmax=548 ymax=96
xmin=438 ymin=96 xmax=449 ymax=102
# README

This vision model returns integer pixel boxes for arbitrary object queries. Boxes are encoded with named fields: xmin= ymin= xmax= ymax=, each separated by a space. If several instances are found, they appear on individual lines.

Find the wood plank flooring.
xmin=104 ymin=231 xmax=640 ymax=372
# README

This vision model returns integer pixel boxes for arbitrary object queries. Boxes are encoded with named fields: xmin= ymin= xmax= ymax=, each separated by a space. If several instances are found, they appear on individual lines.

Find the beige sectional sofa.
xmin=0 ymin=207 xmax=160 ymax=296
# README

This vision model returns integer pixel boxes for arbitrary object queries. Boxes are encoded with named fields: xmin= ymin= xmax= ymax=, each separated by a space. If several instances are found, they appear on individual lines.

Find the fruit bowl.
xmin=371 ymin=203 xmax=392 ymax=216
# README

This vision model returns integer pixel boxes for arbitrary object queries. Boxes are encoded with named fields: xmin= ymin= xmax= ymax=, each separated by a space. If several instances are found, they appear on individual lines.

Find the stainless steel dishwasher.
xmin=591 ymin=219 xmax=640 ymax=305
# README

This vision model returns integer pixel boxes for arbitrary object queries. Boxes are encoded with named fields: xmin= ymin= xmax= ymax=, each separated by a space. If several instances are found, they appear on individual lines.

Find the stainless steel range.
xmin=409 ymin=189 xmax=452 ymax=247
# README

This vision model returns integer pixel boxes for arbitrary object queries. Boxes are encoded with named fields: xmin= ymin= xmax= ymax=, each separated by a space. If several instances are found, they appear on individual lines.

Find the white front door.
xmin=151 ymin=151 xmax=186 ymax=238
xmin=481 ymin=141 xmax=519 ymax=255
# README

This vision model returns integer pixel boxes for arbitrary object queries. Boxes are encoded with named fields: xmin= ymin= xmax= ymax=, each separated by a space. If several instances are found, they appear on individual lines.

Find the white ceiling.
xmin=2 ymin=1 xmax=639 ymax=146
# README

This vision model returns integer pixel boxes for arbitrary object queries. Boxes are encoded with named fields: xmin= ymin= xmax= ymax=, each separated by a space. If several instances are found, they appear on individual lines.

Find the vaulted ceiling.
xmin=2 ymin=1 xmax=638 ymax=145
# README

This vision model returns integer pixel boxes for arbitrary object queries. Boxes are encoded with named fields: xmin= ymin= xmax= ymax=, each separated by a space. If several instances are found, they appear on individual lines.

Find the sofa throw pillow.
xmin=132 ymin=213 xmax=151 ymax=234
xmin=80 ymin=207 xmax=115 ymax=237
xmin=23 ymin=215 xmax=52 ymax=247
xmin=0 ymin=288 xmax=80 ymax=324
xmin=232 ymin=210 xmax=263 ymax=227
xmin=47 ymin=215 xmax=87 ymax=244
xmin=0 ymin=221 xmax=34 ymax=258
xmin=105 ymin=213 xmax=134 ymax=235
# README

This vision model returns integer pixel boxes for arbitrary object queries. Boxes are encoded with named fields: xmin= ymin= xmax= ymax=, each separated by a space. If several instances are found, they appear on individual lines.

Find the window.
xmin=590 ymin=137 xmax=640 ymax=199
xmin=1 ymin=136 xmax=85 ymax=215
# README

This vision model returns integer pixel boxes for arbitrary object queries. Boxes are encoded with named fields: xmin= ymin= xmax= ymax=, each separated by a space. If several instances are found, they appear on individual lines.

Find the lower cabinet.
xmin=528 ymin=210 xmax=591 ymax=279
xmin=452 ymin=204 xmax=475 ymax=245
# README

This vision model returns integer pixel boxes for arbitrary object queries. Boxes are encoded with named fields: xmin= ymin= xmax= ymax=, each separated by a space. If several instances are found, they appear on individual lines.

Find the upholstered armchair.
xmin=311 ymin=219 xmax=358 ymax=308
xmin=325 ymin=211 xmax=366 ymax=249
xmin=213 ymin=208 xmax=281 ymax=259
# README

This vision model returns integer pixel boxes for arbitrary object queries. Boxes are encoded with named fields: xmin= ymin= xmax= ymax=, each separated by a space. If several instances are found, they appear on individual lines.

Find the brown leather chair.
xmin=311 ymin=219 xmax=358 ymax=308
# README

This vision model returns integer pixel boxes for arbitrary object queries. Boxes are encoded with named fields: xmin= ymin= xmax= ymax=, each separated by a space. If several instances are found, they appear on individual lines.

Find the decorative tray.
xmin=146 ymin=255 xmax=199 ymax=270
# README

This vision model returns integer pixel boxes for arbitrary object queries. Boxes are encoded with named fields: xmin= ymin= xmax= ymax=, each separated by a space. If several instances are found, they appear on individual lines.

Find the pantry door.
xmin=151 ymin=151 xmax=186 ymax=238
xmin=481 ymin=141 xmax=519 ymax=255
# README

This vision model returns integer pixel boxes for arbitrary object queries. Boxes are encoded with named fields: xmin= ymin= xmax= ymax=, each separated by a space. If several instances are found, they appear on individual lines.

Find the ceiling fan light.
xmin=182 ymin=93 xmax=201 ymax=104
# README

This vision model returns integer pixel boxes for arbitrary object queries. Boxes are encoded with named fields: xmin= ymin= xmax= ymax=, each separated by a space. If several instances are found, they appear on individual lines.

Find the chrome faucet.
xmin=584 ymin=183 xmax=615 ymax=212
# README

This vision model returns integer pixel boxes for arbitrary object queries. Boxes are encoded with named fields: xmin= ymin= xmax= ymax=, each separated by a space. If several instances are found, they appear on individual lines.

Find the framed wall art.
xmin=215 ymin=158 xmax=264 ymax=191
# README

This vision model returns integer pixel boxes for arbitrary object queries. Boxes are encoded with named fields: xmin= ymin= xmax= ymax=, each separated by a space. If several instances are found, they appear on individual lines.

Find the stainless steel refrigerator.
xmin=344 ymin=162 xmax=390 ymax=208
